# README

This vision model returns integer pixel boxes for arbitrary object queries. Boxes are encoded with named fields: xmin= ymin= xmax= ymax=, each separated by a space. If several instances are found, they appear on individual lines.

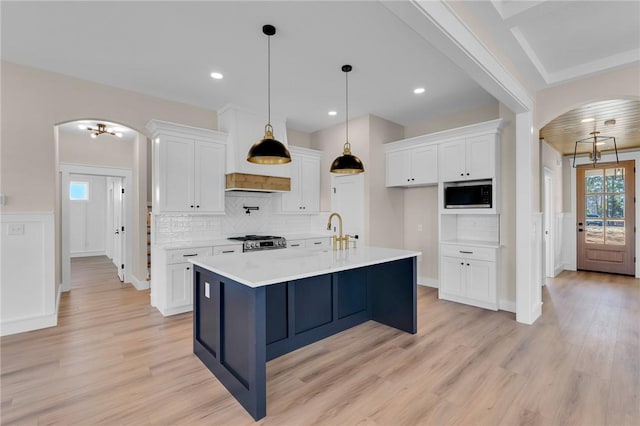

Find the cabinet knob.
xmin=190 ymin=205 xmax=194 ymax=208
xmin=196 ymin=205 xmax=200 ymax=208
xmin=460 ymin=262 xmax=464 ymax=265
xmin=466 ymin=263 xmax=470 ymax=266
xmin=407 ymin=178 xmax=410 ymax=182
xmin=186 ymin=266 xmax=190 ymax=270
xmin=466 ymin=173 xmax=470 ymax=176
xmin=460 ymin=173 xmax=464 ymax=176
xmin=411 ymin=178 xmax=415 ymax=181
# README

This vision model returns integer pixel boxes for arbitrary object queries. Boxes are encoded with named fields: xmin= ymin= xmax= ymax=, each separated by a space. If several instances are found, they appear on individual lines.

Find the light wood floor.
xmin=1 ymin=256 xmax=639 ymax=425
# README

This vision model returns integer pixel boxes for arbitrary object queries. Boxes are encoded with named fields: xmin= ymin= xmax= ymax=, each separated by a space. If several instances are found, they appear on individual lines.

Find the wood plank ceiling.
xmin=540 ymin=99 xmax=640 ymax=155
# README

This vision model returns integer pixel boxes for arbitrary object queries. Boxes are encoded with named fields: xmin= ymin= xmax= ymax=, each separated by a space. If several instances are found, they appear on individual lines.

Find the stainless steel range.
xmin=228 ymin=235 xmax=287 ymax=252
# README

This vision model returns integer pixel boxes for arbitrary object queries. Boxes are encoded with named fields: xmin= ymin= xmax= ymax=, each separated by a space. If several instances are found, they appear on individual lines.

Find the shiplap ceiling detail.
xmin=540 ymin=99 xmax=640 ymax=155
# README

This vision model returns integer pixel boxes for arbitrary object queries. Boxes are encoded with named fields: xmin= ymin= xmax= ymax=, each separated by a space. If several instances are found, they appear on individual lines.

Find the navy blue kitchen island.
xmin=190 ymin=246 xmax=419 ymax=420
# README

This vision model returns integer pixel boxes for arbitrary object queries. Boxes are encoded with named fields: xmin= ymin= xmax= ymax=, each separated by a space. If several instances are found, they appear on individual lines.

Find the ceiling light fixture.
xmin=82 ymin=123 xmax=123 ymax=139
xmin=573 ymin=131 xmax=618 ymax=167
xmin=328 ymin=111 xmax=337 ymax=116
xmin=210 ymin=72 xmax=223 ymax=80
xmin=246 ymin=24 xmax=291 ymax=165
xmin=581 ymin=117 xmax=595 ymax=123
xmin=414 ymin=87 xmax=425 ymax=94
xmin=330 ymin=65 xmax=364 ymax=174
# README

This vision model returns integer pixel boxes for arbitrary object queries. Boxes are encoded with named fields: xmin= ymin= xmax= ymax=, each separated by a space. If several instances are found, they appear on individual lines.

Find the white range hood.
xmin=218 ymin=105 xmax=291 ymax=192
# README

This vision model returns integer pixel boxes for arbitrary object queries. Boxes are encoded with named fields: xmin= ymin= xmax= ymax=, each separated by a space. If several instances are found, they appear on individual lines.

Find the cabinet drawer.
xmin=306 ymin=238 xmax=329 ymax=249
xmin=213 ymin=244 xmax=243 ymax=255
xmin=440 ymin=244 xmax=496 ymax=261
xmin=167 ymin=247 xmax=213 ymax=264
xmin=288 ymin=239 xmax=306 ymax=249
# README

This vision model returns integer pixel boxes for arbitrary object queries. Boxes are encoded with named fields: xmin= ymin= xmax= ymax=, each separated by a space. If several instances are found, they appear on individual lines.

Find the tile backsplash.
xmin=153 ymin=192 xmax=330 ymax=244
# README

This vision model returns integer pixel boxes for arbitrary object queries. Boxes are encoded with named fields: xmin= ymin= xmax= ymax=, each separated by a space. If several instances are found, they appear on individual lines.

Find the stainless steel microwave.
xmin=444 ymin=184 xmax=492 ymax=209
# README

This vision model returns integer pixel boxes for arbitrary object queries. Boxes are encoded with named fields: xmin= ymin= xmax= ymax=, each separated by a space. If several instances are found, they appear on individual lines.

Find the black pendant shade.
xmin=330 ymin=64 xmax=364 ymax=174
xmin=247 ymin=24 xmax=291 ymax=164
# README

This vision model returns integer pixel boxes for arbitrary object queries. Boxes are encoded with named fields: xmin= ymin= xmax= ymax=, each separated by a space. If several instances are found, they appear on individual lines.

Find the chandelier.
xmin=572 ymin=131 xmax=619 ymax=167
xmin=79 ymin=123 xmax=123 ymax=139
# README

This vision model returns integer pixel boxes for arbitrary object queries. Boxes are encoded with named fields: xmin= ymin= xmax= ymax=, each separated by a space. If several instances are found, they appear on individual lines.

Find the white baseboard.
xmin=553 ymin=265 xmax=564 ymax=277
xmin=417 ymin=277 xmax=438 ymax=288
xmin=499 ymin=299 xmax=516 ymax=313
xmin=70 ymin=250 xmax=107 ymax=258
xmin=0 ymin=312 xmax=57 ymax=336
xmin=130 ymin=275 xmax=150 ymax=291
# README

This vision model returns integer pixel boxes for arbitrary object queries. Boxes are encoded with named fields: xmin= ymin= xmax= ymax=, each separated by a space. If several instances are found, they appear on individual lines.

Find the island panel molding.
xmin=192 ymin=247 xmax=419 ymax=420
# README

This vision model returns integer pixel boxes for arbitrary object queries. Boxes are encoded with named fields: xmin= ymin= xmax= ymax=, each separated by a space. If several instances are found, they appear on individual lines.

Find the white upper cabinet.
xmin=281 ymin=146 xmax=321 ymax=213
xmin=439 ymin=134 xmax=495 ymax=182
xmin=385 ymin=139 xmax=438 ymax=187
xmin=147 ymin=120 xmax=227 ymax=214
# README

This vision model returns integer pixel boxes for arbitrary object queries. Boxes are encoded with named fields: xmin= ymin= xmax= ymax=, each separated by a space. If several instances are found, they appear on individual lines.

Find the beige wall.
xmin=58 ymin=130 xmax=135 ymax=169
xmin=498 ymin=103 xmax=517 ymax=304
xmin=535 ymin=64 xmax=640 ymax=129
xmin=310 ymin=115 xmax=370 ymax=213
xmin=1 ymin=61 xmax=218 ymax=288
xmin=540 ymin=140 xmax=563 ymax=213
xmin=368 ymin=115 xmax=404 ymax=248
xmin=287 ymin=128 xmax=312 ymax=149
xmin=404 ymin=101 xmax=499 ymax=138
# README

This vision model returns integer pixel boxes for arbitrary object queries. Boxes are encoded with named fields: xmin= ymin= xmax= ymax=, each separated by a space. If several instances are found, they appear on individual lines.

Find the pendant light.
xmin=247 ymin=24 xmax=291 ymax=165
xmin=572 ymin=131 xmax=619 ymax=167
xmin=330 ymin=65 xmax=364 ymax=174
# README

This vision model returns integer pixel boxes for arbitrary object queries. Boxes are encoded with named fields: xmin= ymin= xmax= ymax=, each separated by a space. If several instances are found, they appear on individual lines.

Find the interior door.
xmin=331 ymin=174 xmax=365 ymax=244
xmin=112 ymin=177 xmax=125 ymax=282
xmin=577 ymin=160 xmax=635 ymax=275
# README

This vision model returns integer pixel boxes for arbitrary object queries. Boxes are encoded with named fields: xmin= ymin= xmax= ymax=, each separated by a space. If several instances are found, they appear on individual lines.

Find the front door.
xmin=577 ymin=160 xmax=635 ymax=275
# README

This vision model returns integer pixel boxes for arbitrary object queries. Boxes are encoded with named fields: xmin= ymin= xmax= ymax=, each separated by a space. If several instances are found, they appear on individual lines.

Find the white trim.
xmin=499 ymin=299 xmax=516 ymax=313
xmin=0 ymin=312 xmax=58 ymax=336
xmin=418 ymin=277 xmax=438 ymax=288
xmin=145 ymin=119 xmax=227 ymax=142
xmin=60 ymin=163 xmax=133 ymax=291
xmin=70 ymin=250 xmax=107 ymax=258
xmin=381 ymin=0 xmax=533 ymax=113
xmin=130 ymin=275 xmax=150 ymax=291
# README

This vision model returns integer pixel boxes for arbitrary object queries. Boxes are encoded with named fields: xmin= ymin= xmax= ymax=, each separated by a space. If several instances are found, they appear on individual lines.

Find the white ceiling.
xmin=3 ymin=2 xmax=638 ymax=135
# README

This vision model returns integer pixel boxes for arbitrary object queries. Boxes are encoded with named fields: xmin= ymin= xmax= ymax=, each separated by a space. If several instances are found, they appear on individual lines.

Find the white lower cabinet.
xmin=151 ymin=243 xmax=242 ymax=316
xmin=286 ymin=237 xmax=330 ymax=250
xmin=439 ymin=244 xmax=498 ymax=310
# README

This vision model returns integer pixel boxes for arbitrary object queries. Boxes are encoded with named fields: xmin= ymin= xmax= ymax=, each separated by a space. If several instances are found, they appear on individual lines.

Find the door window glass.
xmin=584 ymin=167 xmax=626 ymax=245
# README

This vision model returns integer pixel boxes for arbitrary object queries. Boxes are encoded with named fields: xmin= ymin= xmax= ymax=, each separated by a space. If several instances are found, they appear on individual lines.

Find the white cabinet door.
xmin=440 ymin=256 xmax=465 ymax=297
xmin=466 ymin=135 xmax=495 ymax=180
xmin=466 ymin=260 xmax=496 ymax=303
xmin=194 ymin=140 xmax=225 ymax=213
xmin=168 ymin=263 xmax=192 ymax=308
xmin=438 ymin=139 xmax=466 ymax=182
xmin=281 ymin=156 xmax=302 ymax=212
xmin=300 ymin=156 xmax=320 ymax=212
xmin=386 ymin=150 xmax=410 ymax=187
xmin=281 ymin=151 xmax=321 ymax=213
xmin=159 ymin=136 xmax=195 ymax=212
xmin=410 ymin=145 xmax=438 ymax=185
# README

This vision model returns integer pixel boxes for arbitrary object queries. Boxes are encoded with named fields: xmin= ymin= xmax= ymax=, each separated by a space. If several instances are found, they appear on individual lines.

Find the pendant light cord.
xmin=345 ymin=68 xmax=349 ymax=144
xmin=267 ymin=34 xmax=271 ymax=126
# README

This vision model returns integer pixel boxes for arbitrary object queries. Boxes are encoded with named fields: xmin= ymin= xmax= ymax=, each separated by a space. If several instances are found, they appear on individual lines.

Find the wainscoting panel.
xmin=0 ymin=212 xmax=57 ymax=336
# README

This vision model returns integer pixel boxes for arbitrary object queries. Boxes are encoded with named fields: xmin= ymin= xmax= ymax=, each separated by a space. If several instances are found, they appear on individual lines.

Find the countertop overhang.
xmin=190 ymin=246 xmax=421 ymax=288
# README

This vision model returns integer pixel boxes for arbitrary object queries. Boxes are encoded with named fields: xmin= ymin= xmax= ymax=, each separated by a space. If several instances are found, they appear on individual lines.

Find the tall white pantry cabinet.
xmin=385 ymin=119 xmax=505 ymax=311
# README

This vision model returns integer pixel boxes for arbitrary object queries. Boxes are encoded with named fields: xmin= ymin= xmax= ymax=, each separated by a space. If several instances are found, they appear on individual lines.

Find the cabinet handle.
xmin=313 ymin=242 xmax=322 ymax=245
xmin=291 ymin=244 xmax=301 ymax=247
xmin=411 ymin=178 xmax=415 ymax=181
xmin=221 ymin=250 xmax=235 ymax=253
xmin=407 ymin=178 xmax=410 ymax=182
xmin=183 ymin=253 xmax=198 ymax=257
xmin=466 ymin=173 xmax=470 ymax=176
xmin=459 ymin=251 xmax=473 ymax=254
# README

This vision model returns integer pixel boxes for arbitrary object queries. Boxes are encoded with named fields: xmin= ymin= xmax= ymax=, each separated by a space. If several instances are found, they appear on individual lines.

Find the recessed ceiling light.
xmin=328 ymin=111 xmax=337 ymax=116
xmin=77 ymin=124 xmax=88 ymax=130
xmin=210 ymin=72 xmax=223 ymax=80
xmin=413 ymin=87 xmax=425 ymax=94
xmin=581 ymin=117 xmax=595 ymax=123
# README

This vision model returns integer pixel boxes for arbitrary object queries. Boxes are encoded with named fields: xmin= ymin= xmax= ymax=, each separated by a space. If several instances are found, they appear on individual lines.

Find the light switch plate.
xmin=7 ymin=223 xmax=24 ymax=235
xmin=205 ymin=282 xmax=210 ymax=298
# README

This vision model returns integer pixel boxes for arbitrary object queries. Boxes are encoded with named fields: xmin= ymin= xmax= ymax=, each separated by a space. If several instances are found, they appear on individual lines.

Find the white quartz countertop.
xmin=189 ymin=246 xmax=421 ymax=288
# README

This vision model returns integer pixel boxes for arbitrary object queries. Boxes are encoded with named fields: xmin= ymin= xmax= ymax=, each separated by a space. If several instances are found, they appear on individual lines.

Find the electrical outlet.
xmin=7 ymin=223 xmax=24 ymax=235
xmin=417 ymin=224 xmax=423 ymax=232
